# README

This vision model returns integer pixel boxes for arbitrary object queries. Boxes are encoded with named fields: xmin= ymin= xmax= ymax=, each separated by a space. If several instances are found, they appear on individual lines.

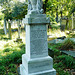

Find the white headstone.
xmin=72 ymin=13 xmax=75 ymax=29
xmin=20 ymin=0 xmax=56 ymax=75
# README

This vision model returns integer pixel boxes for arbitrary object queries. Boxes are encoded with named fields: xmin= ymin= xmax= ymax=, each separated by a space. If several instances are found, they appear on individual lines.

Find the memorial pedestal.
xmin=20 ymin=13 xmax=56 ymax=75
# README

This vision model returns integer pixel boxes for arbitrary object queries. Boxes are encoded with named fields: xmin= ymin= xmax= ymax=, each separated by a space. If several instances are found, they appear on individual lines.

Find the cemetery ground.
xmin=0 ymin=24 xmax=75 ymax=75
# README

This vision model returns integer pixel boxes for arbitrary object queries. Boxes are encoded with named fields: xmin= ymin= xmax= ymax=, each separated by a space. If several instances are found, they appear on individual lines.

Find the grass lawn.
xmin=0 ymin=25 xmax=75 ymax=75
xmin=48 ymin=43 xmax=75 ymax=75
xmin=0 ymin=28 xmax=25 ymax=75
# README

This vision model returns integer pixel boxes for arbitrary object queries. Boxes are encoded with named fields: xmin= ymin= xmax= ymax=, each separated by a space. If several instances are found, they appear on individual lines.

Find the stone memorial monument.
xmin=20 ymin=0 xmax=56 ymax=75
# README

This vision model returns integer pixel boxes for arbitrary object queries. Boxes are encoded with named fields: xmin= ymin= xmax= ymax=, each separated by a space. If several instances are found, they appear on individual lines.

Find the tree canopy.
xmin=11 ymin=2 xmax=27 ymax=20
xmin=43 ymin=0 xmax=75 ymax=22
xmin=1 ymin=0 xmax=27 ymax=21
xmin=0 ymin=0 xmax=75 ymax=22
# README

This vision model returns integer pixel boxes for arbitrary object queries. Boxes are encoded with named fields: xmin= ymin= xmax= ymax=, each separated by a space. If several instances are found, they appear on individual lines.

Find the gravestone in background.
xmin=20 ymin=0 xmax=56 ymax=75
xmin=68 ymin=18 xmax=72 ymax=30
xmin=16 ymin=20 xmax=22 ymax=42
xmin=72 ymin=12 xmax=75 ymax=29
xmin=4 ymin=19 xmax=7 ymax=35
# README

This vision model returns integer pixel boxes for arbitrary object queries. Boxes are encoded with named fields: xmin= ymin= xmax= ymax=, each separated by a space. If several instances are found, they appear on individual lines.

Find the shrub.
xmin=57 ymin=55 xmax=75 ymax=69
xmin=19 ymin=44 xmax=25 ymax=51
xmin=3 ymin=48 xmax=11 ymax=52
xmin=3 ymin=47 xmax=21 ymax=53
xmin=8 ymin=72 xmax=17 ymax=75
xmin=58 ymin=69 xmax=70 ymax=75
xmin=8 ymin=64 xmax=16 ymax=73
xmin=48 ymin=44 xmax=60 ymax=56
xmin=0 ymin=66 xmax=6 ymax=75
xmin=60 ymin=38 xmax=75 ymax=50
xmin=17 ymin=58 xmax=22 ymax=64
xmin=54 ymin=62 xmax=65 ymax=70
xmin=2 ymin=48 xmax=25 ymax=66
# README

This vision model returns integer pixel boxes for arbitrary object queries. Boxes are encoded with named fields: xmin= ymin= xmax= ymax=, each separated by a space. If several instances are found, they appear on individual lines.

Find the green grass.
xmin=48 ymin=43 xmax=75 ymax=75
xmin=0 ymin=43 xmax=25 ymax=75
xmin=0 ymin=27 xmax=26 ymax=75
xmin=0 ymin=25 xmax=75 ymax=75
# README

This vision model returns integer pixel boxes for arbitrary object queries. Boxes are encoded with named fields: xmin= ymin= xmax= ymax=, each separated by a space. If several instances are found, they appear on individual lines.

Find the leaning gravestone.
xmin=20 ymin=0 xmax=56 ymax=75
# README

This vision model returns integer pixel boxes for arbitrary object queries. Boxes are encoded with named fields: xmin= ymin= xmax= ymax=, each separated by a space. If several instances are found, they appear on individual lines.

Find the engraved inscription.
xmin=30 ymin=25 xmax=46 ymax=30
xmin=30 ymin=30 xmax=47 ymax=40
xmin=29 ymin=60 xmax=52 ymax=73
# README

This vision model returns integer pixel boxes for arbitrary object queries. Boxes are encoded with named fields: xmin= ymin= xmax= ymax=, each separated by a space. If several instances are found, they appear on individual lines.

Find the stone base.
xmin=20 ymin=54 xmax=56 ymax=75
xmin=20 ymin=64 xmax=56 ymax=75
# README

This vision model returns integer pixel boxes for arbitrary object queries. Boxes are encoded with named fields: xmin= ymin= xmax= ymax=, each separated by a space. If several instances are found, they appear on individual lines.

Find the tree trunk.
xmin=17 ymin=20 xmax=20 ymax=38
xmin=8 ymin=21 xmax=12 ymax=39
xmin=4 ymin=19 xmax=7 ymax=35
xmin=43 ymin=0 xmax=48 ymax=14
xmin=56 ymin=6 xmax=58 ymax=23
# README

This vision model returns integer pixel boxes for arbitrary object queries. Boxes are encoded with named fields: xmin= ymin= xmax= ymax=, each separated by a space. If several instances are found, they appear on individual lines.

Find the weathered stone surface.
xmin=20 ymin=54 xmax=56 ymax=75
xmin=25 ymin=24 xmax=48 ymax=59
xmin=20 ymin=64 xmax=56 ymax=75
xmin=21 ymin=54 xmax=53 ymax=74
xmin=20 ymin=1 xmax=56 ymax=74
xmin=23 ymin=14 xmax=50 ymax=24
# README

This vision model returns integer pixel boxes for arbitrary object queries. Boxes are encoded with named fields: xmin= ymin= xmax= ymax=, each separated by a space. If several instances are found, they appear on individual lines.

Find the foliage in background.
xmin=1 ymin=0 xmax=27 ymax=21
xmin=1 ymin=1 xmax=14 ymax=20
xmin=11 ymin=1 xmax=27 ymax=20
xmin=0 ymin=12 xmax=4 ymax=26
xmin=56 ymin=55 xmax=75 ymax=69
xmin=48 ymin=43 xmax=75 ymax=75
xmin=43 ymin=0 xmax=75 ymax=22
xmin=59 ymin=38 xmax=75 ymax=50
xmin=0 ymin=43 xmax=25 ymax=75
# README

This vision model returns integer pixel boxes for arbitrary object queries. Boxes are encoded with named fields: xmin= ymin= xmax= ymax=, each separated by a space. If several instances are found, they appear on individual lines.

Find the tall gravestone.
xmin=20 ymin=0 xmax=56 ymax=75
xmin=16 ymin=20 xmax=22 ymax=42
xmin=72 ymin=12 xmax=75 ymax=29
xmin=4 ymin=19 xmax=7 ymax=35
